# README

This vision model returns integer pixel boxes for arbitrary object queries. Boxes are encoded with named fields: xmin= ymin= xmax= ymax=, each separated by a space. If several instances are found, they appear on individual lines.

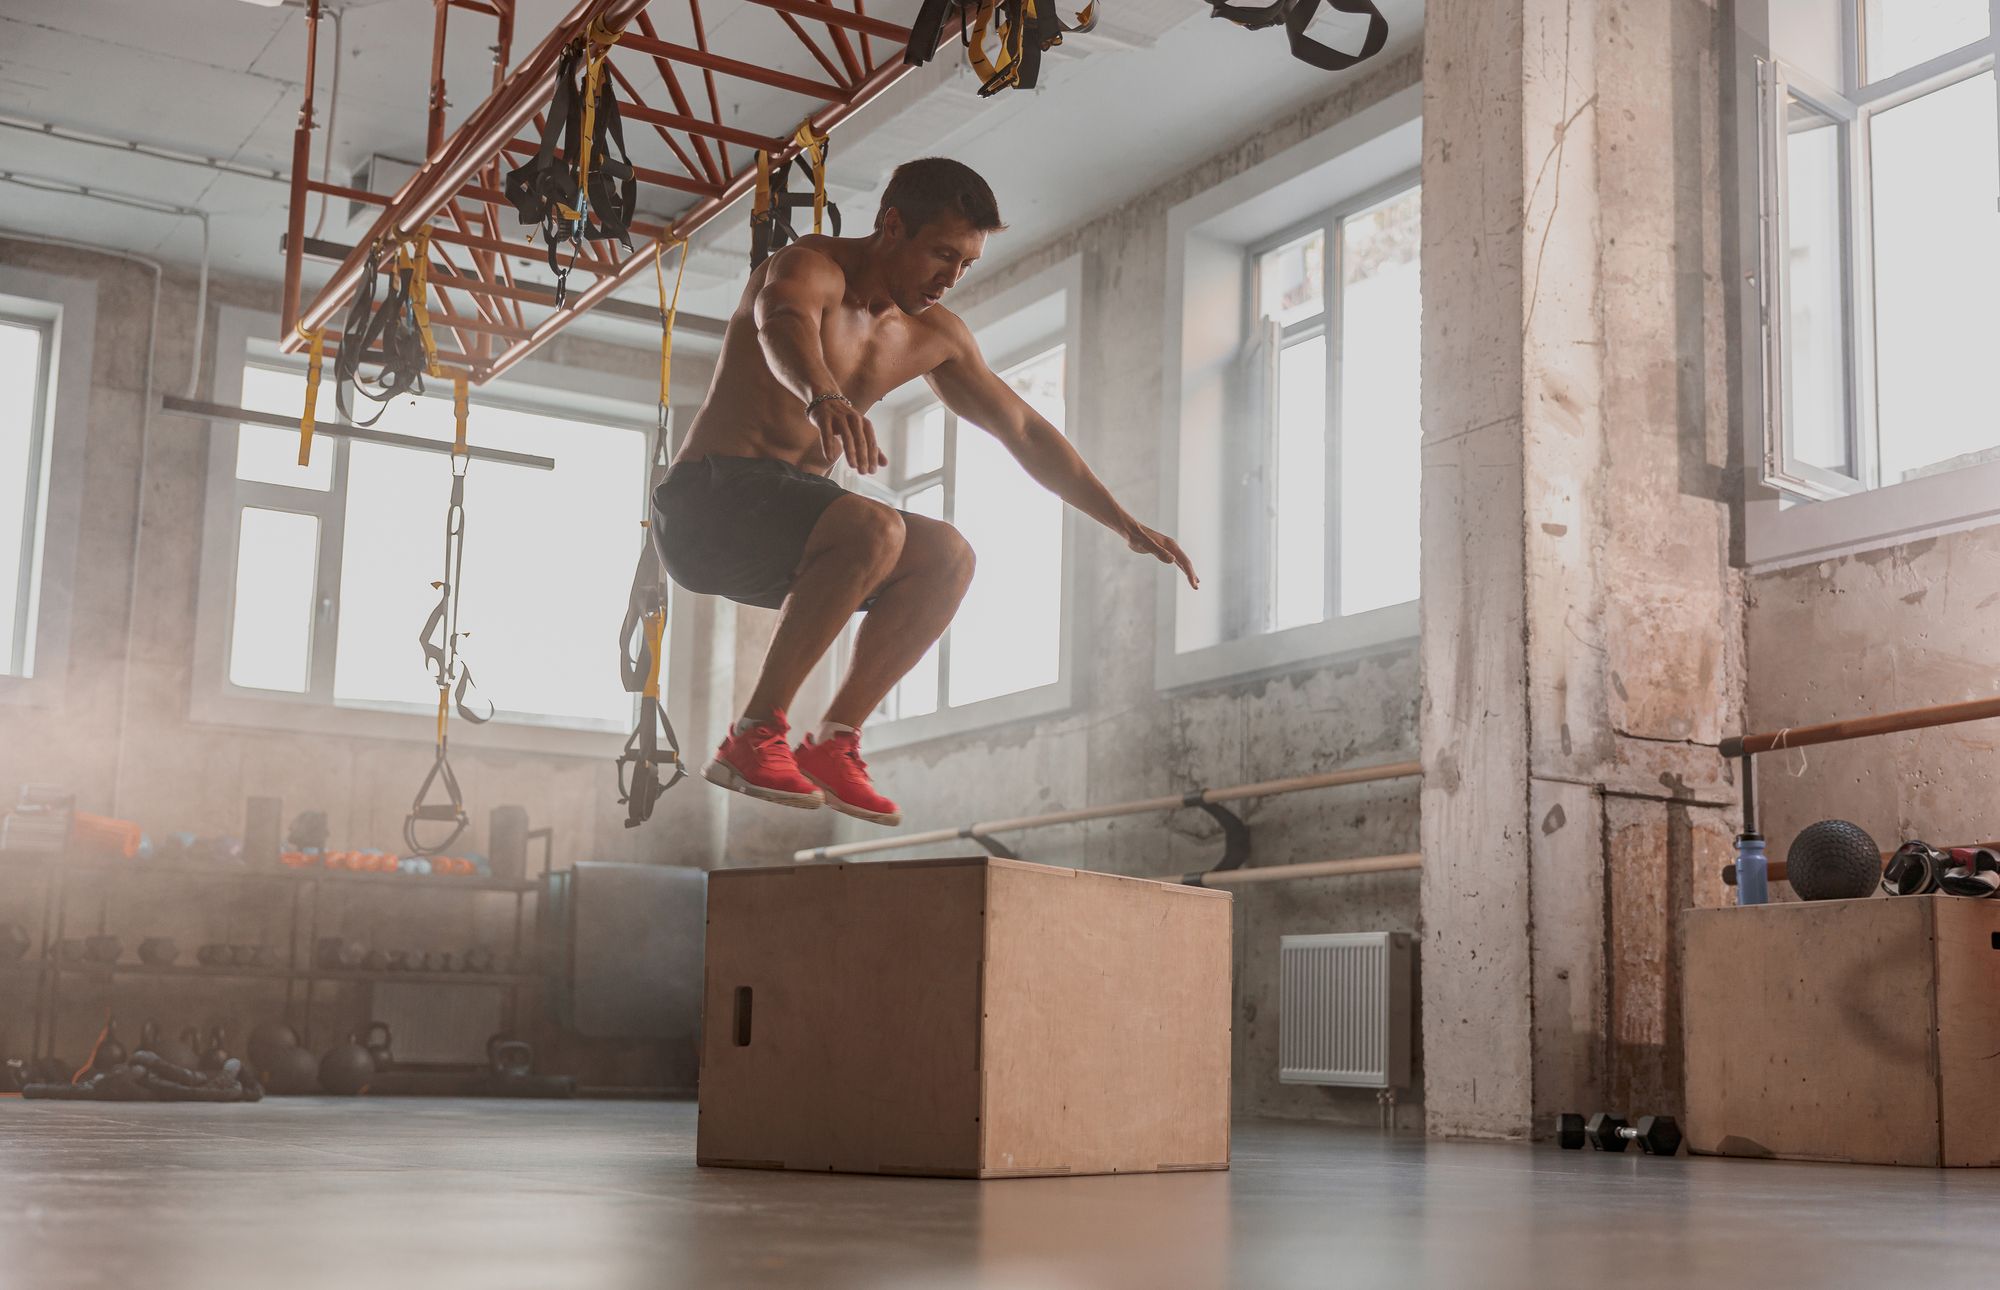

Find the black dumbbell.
xmin=1585 ymin=1112 xmax=1681 ymax=1156
xmin=1557 ymin=1113 xmax=1587 ymax=1149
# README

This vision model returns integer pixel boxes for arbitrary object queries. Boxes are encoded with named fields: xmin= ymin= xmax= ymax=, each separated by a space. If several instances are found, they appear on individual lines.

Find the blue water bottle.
xmin=1735 ymin=832 xmax=1768 ymax=906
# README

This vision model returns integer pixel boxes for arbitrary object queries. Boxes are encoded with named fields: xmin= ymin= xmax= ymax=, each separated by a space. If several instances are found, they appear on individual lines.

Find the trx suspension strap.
xmin=503 ymin=21 xmax=637 ymax=306
xmin=903 ymin=0 xmax=1096 ymax=95
xmin=749 ymin=121 xmax=842 ymax=269
xmin=296 ymin=323 xmax=325 ymax=466
xmin=333 ymin=238 xmax=430 ymax=427
xmin=404 ymin=244 xmax=492 ymax=856
xmin=1204 ymin=0 xmax=1389 ymax=72
xmin=615 ymin=238 xmax=689 ymax=828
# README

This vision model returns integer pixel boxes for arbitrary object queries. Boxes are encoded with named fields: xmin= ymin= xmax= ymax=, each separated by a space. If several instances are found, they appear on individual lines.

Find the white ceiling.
xmin=0 ymin=0 xmax=1421 ymax=343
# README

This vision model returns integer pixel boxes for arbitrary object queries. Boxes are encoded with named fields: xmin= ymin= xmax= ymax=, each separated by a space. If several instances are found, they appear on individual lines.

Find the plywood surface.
xmin=979 ymin=864 xmax=1233 ymax=1177
xmin=697 ymin=863 xmax=986 ymax=1174
xmin=1684 ymin=899 xmax=1939 ymax=1166
xmin=1932 ymin=898 xmax=2000 ymax=1166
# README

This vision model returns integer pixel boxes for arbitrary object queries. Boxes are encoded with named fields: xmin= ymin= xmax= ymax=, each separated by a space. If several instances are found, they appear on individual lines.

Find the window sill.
xmin=1155 ymin=600 xmax=1417 ymax=693
xmin=185 ymin=689 xmax=631 ymax=760
xmin=1745 ymin=455 xmax=2000 ymax=570
xmin=857 ymin=680 xmax=1077 ymax=755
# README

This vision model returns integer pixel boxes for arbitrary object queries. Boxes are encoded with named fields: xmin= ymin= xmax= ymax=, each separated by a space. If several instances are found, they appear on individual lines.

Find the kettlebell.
xmin=138 ymin=936 xmax=179 ymax=968
xmin=265 ymin=1045 xmax=321 ymax=1095
xmin=157 ymin=1027 xmax=203 ymax=1071
xmin=246 ymin=1019 xmax=300 ymax=1074
xmin=137 ymin=1019 xmax=163 ymax=1058
xmin=488 ymin=1037 xmax=534 ymax=1078
xmin=200 ymin=1025 xmax=230 ymax=1074
xmin=318 ymin=1031 xmax=376 ymax=1096
xmin=92 ymin=1019 xmax=128 ymax=1072
xmin=358 ymin=1021 xmax=393 ymax=1072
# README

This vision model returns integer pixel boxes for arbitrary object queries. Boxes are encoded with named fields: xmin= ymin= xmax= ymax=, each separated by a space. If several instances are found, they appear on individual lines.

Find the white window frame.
xmin=834 ymin=255 xmax=1084 ymax=753
xmin=192 ymin=306 xmax=672 ymax=756
xmin=0 ymin=267 xmax=95 ymax=711
xmin=1739 ymin=0 xmax=2000 ymax=567
xmin=1158 ymin=84 xmax=1422 ymax=692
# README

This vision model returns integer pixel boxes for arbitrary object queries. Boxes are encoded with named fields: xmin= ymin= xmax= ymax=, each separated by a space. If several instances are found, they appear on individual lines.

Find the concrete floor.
xmin=4 ymin=1101 xmax=2000 ymax=1289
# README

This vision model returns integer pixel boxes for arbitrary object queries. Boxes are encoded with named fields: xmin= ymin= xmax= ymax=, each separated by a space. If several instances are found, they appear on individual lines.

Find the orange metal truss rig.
xmin=281 ymin=0 xmax=953 ymax=383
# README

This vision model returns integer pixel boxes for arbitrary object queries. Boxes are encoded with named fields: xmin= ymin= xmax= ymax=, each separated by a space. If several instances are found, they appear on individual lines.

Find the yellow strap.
xmin=753 ymin=150 xmax=771 ymax=222
xmin=969 ymin=1 xmax=1005 ymax=85
xmin=404 ymin=231 xmax=444 ymax=379
xmin=791 ymin=120 xmax=829 ymax=235
xmin=451 ymin=373 xmax=469 ymax=458
xmin=652 ymin=238 xmax=688 ymax=408
xmin=436 ymin=688 xmax=449 ymax=743
xmin=642 ymin=607 xmax=665 ymax=700
xmin=297 ymin=324 xmax=324 ymax=467
xmin=571 ymin=21 xmax=624 ymax=224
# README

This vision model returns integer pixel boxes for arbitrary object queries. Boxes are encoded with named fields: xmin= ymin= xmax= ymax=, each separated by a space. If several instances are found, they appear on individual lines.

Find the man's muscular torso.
xmin=676 ymin=236 xmax=959 ymax=474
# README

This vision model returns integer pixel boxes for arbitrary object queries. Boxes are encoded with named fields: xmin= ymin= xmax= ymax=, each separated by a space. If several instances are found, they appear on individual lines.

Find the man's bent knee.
xmin=824 ymin=497 xmax=906 ymax=573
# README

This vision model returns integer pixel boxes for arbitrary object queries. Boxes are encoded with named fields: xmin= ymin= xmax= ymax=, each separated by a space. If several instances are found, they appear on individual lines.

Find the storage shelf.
xmin=52 ymin=962 xmax=292 ymax=982
xmin=37 ymin=862 xmax=537 ymax=894
xmin=310 ymin=969 xmax=536 ymax=987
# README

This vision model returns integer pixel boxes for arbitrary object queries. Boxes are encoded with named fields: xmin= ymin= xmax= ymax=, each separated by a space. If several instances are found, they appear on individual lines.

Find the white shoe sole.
xmin=703 ymin=758 xmax=824 ymax=810
xmin=801 ymin=772 xmax=901 ymax=827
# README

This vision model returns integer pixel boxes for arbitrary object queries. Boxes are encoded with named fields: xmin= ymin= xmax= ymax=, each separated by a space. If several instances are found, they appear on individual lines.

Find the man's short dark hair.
xmin=876 ymin=157 xmax=1006 ymax=236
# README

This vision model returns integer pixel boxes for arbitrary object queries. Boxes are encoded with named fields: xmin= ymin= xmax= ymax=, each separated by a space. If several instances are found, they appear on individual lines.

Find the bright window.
xmin=864 ymin=344 xmax=1069 ymax=723
xmin=212 ymin=365 xmax=648 ymax=730
xmin=1758 ymin=2 xmax=1999 ymax=497
xmin=1198 ymin=180 xmax=1422 ymax=650
xmin=0 ymin=315 xmax=53 ymax=679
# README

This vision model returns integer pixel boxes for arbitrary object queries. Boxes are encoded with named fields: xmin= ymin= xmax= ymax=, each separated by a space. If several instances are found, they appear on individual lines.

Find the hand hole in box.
xmin=733 ymin=985 xmax=753 ymax=1046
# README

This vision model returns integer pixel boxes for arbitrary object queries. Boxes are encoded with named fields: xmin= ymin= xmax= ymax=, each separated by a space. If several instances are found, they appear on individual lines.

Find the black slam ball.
xmin=1787 ymin=819 xmax=1880 ymax=901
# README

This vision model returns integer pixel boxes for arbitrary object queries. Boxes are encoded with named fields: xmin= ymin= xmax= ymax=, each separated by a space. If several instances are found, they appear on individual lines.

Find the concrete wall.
xmin=1746 ymin=527 xmax=2000 ymax=865
xmin=687 ymin=49 xmax=1430 ymax=1128
xmin=0 ymin=236 xmax=714 ymax=1069
xmin=1416 ymin=0 xmax=1743 ymax=1138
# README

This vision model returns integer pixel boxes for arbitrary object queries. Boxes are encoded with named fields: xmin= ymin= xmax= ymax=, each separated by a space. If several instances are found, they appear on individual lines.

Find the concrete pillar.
xmin=1419 ymin=0 xmax=1743 ymax=1139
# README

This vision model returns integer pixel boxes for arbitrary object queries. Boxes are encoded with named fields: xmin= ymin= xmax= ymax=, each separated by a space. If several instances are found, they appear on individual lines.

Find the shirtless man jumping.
xmin=653 ymin=157 xmax=1198 ymax=827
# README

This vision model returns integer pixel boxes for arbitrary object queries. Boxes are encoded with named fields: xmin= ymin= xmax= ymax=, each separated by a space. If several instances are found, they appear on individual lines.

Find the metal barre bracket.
xmin=959 ymin=827 xmax=1020 ymax=861
xmin=1184 ymin=790 xmax=1252 ymax=872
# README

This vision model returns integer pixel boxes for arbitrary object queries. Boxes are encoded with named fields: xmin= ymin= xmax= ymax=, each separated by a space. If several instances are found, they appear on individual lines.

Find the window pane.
xmin=1269 ymin=336 xmax=1327 ymax=632
xmin=1783 ymin=96 xmax=1853 ymax=475
xmin=1871 ymin=71 xmax=2000 ymax=482
xmin=1338 ymin=185 xmax=1422 ymax=616
xmin=237 ymin=366 xmax=333 ymax=490
xmin=948 ymin=347 xmax=1065 ymax=708
xmin=1863 ymin=0 xmax=1989 ymax=82
xmin=335 ymin=394 xmax=646 ymax=725
xmin=1769 ymin=0 xmax=1845 ymax=89
xmin=1259 ymin=230 xmax=1325 ymax=327
xmin=229 ymin=507 xmax=318 ymax=693
xmin=333 ymin=440 xmax=447 ymax=710
xmin=882 ymin=482 xmax=944 ymax=720
xmin=0 ymin=320 xmax=47 ymax=676
xmin=904 ymin=405 xmax=945 ymax=480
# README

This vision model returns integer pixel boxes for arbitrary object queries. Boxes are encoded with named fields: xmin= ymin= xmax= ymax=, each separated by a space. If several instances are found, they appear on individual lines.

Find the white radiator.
xmin=1279 ymin=932 xmax=1413 ymax=1089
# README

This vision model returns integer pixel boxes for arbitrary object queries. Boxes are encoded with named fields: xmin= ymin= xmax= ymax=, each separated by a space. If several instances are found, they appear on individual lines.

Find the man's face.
xmin=881 ymin=209 xmax=986 ymax=315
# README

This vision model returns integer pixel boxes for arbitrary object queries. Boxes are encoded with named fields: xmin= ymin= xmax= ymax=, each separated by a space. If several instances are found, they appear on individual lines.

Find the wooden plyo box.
xmin=697 ymin=857 xmax=1234 ymax=1179
xmin=1684 ymin=896 xmax=2000 ymax=1167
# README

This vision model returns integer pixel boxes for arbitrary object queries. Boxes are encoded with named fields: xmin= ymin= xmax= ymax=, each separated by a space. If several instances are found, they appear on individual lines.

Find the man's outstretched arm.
xmin=924 ymin=313 xmax=1198 ymax=589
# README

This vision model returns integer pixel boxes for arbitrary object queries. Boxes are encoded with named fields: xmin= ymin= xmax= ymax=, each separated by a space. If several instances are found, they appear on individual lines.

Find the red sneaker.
xmin=702 ymin=712 xmax=824 ymax=810
xmin=795 ymin=731 xmax=902 ymax=826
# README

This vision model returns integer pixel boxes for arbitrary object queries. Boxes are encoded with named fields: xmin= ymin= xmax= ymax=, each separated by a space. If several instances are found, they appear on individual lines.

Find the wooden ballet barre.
xmin=1720 ymin=695 xmax=2000 ymax=759
xmin=791 ymin=760 xmax=1422 ymax=862
xmin=1181 ymin=853 xmax=1422 ymax=887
